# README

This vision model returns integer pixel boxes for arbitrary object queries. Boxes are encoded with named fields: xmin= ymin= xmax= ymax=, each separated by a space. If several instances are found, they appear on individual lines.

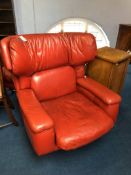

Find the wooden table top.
xmin=97 ymin=46 xmax=130 ymax=63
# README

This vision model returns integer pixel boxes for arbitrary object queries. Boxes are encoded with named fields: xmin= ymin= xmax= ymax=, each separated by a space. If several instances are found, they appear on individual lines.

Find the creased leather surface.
xmin=9 ymin=34 xmax=69 ymax=76
xmin=42 ymin=92 xmax=114 ymax=150
xmin=77 ymin=77 xmax=122 ymax=105
xmin=31 ymin=66 xmax=76 ymax=101
xmin=68 ymin=33 xmax=97 ymax=65
xmin=0 ymin=33 xmax=96 ymax=76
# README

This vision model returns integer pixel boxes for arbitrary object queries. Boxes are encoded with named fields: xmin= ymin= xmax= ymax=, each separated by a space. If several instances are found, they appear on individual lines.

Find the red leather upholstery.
xmin=0 ymin=37 xmax=12 ymax=70
xmin=68 ymin=33 xmax=97 ymax=65
xmin=42 ymin=92 xmax=114 ymax=150
xmin=17 ymin=89 xmax=58 ymax=155
xmin=31 ymin=66 xmax=76 ymax=101
xmin=17 ymin=89 xmax=54 ymax=133
xmin=77 ymin=78 xmax=121 ymax=122
xmin=0 ymin=33 xmax=121 ymax=156
xmin=77 ymin=77 xmax=121 ymax=105
xmin=9 ymin=34 xmax=69 ymax=76
xmin=74 ymin=65 xmax=85 ymax=78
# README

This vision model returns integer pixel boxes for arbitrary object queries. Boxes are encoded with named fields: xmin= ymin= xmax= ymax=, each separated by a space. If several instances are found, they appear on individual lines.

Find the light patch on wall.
xmin=47 ymin=18 xmax=110 ymax=48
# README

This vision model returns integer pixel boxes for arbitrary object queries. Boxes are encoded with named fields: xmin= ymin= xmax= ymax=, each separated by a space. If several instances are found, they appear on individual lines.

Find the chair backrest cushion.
xmin=9 ymin=34 xmax=69 ymax=76
xmin=31 ymin=66 xmax=76 ymax=101
xmin=1 ymin=33 xmax=96 ymax=76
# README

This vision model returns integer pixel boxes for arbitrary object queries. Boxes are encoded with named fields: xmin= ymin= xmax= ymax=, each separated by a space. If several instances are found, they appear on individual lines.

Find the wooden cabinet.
xmin=0 ymin=0 xmax=16 ymax=40
xmin=87 ymin=47 xmax=130 ymax=94
xmin=116 ymin=24 xmax=131 ymax=53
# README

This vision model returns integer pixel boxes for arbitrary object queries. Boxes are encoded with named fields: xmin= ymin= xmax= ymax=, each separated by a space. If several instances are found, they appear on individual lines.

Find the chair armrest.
xmin=77 ymin=77 xmax=121 ymax=105
xmin=17 ymin=89 xmax=54 ymax=133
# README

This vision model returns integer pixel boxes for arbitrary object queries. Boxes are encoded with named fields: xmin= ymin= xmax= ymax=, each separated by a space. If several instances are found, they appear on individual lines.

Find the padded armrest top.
xmin=17 ymin=89 xmax=54 ymax=133
xmin=77 ymin=77 xmax=121 ymax=105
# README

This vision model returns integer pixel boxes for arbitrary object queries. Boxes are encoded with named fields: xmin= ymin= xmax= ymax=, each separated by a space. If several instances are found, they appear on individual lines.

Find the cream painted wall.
xmin=13 ymin=0 xmax=131 ymax=47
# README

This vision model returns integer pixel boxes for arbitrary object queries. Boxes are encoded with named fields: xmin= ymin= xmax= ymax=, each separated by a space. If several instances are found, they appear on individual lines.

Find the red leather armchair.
xmin=0 ymin=33 xmax=121 ymax=156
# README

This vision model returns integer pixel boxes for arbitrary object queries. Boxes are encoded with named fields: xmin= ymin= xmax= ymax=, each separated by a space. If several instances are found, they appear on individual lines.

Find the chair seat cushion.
xmin=41 ymin=92 xmax=114 ymax=150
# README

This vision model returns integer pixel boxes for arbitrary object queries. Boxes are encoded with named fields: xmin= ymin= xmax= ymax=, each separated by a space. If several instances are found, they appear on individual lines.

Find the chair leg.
xmin=3 ymin=97 xmax=19 ymax=126
xmin=6 ymin=94 xmax=15 ymax=109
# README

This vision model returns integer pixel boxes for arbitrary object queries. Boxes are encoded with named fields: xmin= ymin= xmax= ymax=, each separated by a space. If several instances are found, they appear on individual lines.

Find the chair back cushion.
xmin=9 ymin=34 xmax=69 ymax=76
xmin=31 ymin=66 xmax=76 ymax=101
xmin=1 ymin=33 xmax=96 ymax=76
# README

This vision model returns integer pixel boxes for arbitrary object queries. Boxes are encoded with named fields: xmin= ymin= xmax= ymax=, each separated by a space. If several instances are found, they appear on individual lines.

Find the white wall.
xmin=13 ymin=0 xmax=131 ymax=47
